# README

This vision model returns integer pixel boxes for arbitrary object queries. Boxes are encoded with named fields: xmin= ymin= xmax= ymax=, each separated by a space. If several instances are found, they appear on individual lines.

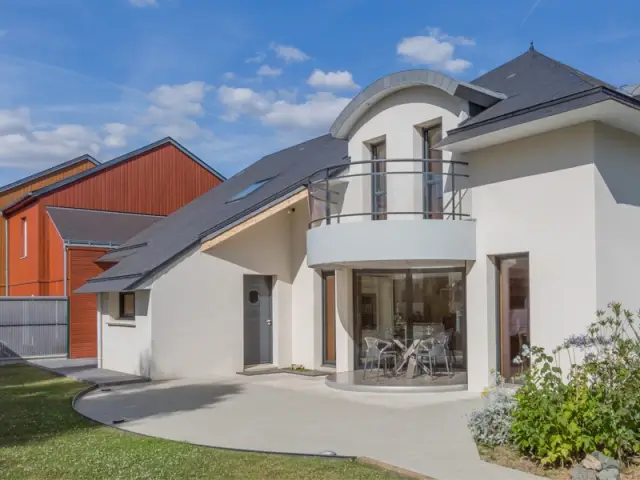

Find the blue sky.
xmin=0 ymin=0 xmax=639 ymax=185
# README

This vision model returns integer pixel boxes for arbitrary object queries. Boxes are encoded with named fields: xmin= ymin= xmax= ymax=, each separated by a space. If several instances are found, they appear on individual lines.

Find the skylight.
xmin=227 ymin=178 xmax=272 ymax=203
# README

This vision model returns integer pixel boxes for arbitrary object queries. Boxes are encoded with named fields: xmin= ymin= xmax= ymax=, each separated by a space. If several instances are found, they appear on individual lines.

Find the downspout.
xmin=63 ymin=243 xmax=68 ymax=297
xmin=4 ymin=216 xmax=8 ymax=296
xmin=63 ymin=242 xmax=69 ymax=358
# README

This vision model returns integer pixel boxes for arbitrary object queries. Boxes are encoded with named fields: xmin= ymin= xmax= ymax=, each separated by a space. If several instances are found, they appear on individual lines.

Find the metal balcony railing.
xmin=306 ymin=159 xmax=470 ymax=228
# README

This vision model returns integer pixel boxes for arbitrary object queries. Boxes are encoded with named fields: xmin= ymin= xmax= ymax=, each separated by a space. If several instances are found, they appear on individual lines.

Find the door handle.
xmin=266 ymin=319 xmax=272 ymax=326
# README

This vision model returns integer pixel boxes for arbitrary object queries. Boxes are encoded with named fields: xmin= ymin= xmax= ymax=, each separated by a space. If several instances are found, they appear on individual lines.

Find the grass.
xmin=478 ymin=445 xmax=640 ymax=480
xmin=0 ymin=364 xmax=406 ymax=480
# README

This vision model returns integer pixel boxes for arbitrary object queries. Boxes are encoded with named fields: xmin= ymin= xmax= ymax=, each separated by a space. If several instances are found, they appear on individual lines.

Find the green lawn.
xmin=0 ymin=364 xmax=405 ymax=480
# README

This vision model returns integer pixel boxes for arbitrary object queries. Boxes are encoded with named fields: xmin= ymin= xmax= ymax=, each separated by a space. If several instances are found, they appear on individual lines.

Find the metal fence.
xmin=0 ymin=297 xmax=68 ymax=359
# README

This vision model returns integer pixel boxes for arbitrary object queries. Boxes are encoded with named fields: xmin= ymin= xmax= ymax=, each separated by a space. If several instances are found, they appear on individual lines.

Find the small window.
xmin=227 ymin=178 xmax=272 ymax=203
xmin=119 ymin=292 xmax=136 ymax=319
xmin=248 ymin=290 xmax=260 ymax=304
xmin=21 ymin=217 xmax=27 ymax=258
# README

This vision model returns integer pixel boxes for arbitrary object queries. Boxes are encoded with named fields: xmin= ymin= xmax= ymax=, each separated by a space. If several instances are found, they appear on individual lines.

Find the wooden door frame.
xmin=495 ymin=253 xmax=530 ymax=380
xmin=322 ymin=271 xmax=336 ymax=366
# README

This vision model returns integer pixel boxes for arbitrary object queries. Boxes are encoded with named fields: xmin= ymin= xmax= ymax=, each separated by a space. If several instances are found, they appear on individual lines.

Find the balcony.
xmin=306 ymin=159 xmax=476 ymax=268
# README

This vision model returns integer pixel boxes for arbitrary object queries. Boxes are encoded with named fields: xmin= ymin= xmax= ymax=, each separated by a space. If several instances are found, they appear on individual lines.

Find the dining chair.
xmin=417 ymin=329 xmax=455 ymax=377
xmin=362 ymin=337 xmax=396 ymax=381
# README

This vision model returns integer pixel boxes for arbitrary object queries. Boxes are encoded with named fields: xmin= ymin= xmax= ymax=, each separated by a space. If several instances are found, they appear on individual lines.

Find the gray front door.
xmin=243 ymin=275 xmax=273 ymax=366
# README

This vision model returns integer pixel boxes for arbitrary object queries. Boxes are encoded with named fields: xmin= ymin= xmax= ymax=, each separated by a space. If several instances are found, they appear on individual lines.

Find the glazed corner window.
xmin=119 ymin=292 xmax=136 ymax=319
xmin=20 ymin=217 xmax=27 ymax=258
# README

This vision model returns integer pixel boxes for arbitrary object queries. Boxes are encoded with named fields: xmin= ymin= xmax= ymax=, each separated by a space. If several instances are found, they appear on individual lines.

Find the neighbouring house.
xmin=0 ymin=155 xmax=100 ymax=295
xmin=4 ymin=137 xmax=225 ymax=358
xmin=79 ymin=46 xmax=640 ymax=392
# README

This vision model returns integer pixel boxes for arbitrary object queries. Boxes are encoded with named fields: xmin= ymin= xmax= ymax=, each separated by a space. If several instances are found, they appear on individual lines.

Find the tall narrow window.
xmin=371 ymin=141 xmax=387 ymax=220
xmin=423 ymin=125 xmax=443 ymax=219
xmin=497 ymin=255 xmax=530 ymax=383
xmin=21 ymin=217 xmax=27 ymax=258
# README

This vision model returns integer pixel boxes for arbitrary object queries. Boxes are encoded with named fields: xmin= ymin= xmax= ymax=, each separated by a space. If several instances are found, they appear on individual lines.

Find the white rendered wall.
xmin=99 ymin=290 xmax=153 ymax=376
xmin=465 ymin=122 xmax=599 ymax=391
xmin=148 ymin=201 xmax=321 ymax=379
xmin=594 ymin=122 xmax=640 ymax=313
xmin=339 ymin=86 xmax=469 ymax=223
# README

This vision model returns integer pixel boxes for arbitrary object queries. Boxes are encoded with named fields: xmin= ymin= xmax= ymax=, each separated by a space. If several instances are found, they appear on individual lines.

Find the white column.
xmin=465 ymin=258 xmax=497 ymax=392
xmin=335 ymin=268 xmax=354 ymax=372
xmin=96 ymin=292 xmax=103 ymax=368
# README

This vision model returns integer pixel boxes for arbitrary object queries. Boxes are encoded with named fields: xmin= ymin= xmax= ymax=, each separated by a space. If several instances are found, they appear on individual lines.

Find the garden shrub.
xmin=510 ymin=303 xmax=640 ymax=466
xmin=468 ymin=373 xmax=516 ymax=446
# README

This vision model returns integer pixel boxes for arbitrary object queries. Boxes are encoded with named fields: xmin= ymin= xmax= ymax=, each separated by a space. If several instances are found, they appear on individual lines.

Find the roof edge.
xmin=330 ymin=69 xmax=506 ymax=139
xmin=0 ymin=154 xmax=99 ymax=196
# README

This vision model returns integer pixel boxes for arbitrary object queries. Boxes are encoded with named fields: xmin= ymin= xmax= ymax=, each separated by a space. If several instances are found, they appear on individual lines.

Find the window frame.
xmin=370 ymin=141 xmax=387 ymax=221
xmin=119 ymin=292 xmax=136 ymax=320
xmin=20 ymin=217 xmax=27 ymax=259
xmin=422 ymin=124 xmax=443 ymax=219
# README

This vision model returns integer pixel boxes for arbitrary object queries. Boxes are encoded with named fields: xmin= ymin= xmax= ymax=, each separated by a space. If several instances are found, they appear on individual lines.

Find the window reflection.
xmin=354 ymin=269 xmax=466 ymax=372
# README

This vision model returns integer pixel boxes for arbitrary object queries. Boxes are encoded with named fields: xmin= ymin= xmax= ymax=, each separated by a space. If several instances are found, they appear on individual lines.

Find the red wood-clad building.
xmin=3 ymin=138 xmax=224 ymax=358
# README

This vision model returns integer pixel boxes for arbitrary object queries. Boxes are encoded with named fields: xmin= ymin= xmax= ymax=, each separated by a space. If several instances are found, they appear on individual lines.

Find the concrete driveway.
xmin=74 ymin=373 xmax=540 ymax=480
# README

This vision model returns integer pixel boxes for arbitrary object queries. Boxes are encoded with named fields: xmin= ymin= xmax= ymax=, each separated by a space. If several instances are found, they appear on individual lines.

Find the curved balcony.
xmin=306 ymin=159 xmax=476 ymax=269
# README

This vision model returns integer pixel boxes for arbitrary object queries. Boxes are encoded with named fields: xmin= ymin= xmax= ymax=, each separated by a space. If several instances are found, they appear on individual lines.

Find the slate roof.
xmin=0 ymin=154 xmax=100 ymax=197
xmin=2 ymin=137 xmax=226 ymax=216
xmin=47 ymin=207 xmax=164 ymax=247
xmin=77 ymin=134 xmax=348 ymax=293
xmin=438 ymin=48 xmax=640 ymax=147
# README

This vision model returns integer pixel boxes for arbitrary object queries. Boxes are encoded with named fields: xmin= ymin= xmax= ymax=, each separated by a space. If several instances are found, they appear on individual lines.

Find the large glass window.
xmin=423 ymin=126 xmax=443 ymax=219
xmin=371 ymin=141 xmax=387 ymax=220
xmin=497 ymin=255 xmax=530 ymax=382
xmin=354 ymin=269 xmax=466 ymax=372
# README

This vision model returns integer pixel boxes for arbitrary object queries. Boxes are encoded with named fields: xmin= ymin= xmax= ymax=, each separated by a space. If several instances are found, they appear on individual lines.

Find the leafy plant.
xmin=510 ymin=303 xmax=640 ymax=466
xmin=468 ymin=372 xmax=516 ymax=446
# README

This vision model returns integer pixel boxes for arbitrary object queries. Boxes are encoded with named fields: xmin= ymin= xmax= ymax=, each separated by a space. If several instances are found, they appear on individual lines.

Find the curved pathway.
xmin=75 ymin=373 xmax=540 ymax=480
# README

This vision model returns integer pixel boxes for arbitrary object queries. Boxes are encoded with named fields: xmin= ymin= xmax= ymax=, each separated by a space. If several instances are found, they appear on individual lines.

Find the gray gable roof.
xmin=77 ymin=134 xmax=347 ymax=293
xmin=438 ymin=48 xmax=640 ymax=148
xmin=47 ymin=207 xmax=164 ymax=247
xmin=0 ymin=154 xmax=100 ymax=197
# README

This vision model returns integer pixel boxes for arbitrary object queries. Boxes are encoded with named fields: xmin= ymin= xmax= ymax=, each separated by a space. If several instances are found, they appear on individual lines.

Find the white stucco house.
xmin=78 ymin=46 xmax=640 ymax=392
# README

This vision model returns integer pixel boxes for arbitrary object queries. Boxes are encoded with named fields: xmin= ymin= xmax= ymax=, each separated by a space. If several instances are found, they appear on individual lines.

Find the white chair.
xmin=362 ymin=337 xmax=396 ymax=381
xmin=417 ymin=329 xmax=454 ymax=378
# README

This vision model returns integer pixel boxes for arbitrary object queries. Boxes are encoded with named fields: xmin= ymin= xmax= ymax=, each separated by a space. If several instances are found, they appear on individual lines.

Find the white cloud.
xmin=218 ymin=86 xmax=350 ymax=131
xmin=0 ymin=107 xmax=31 ymax=135
xmin=397 ymin=28 xmax=474 ymax=74
xmin=263 ymin=92 xmax=350 ymax=130
xmin=0 ymin=108 xmax=102 ymax=167
xmin=426 ymin=27 xmax=475 ymax=46
xmin=307 ymin=69 xmax=359 ymax=90
xmin=218 ymin=86 xmax=273 ymax=121
xmin=257 ymin=65 xmax=283 ymax=77
xmin=245 ymin=52 xmax=266 ymax=64
xmin=270 ymin=42 xmax=310 ymax=62
xmin=148 ymin=81 xmax=209 ymax=116
xmin=141 ymin=81 xmax=212 ymax=140
xmin=129 ymin=0 xmax=158 ymax=6
xmin=103 ymin=123 xmax=136 ymax=148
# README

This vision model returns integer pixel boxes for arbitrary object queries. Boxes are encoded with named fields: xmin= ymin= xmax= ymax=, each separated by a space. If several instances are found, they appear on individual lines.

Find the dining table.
xmin=391 ymin=337 xmax=432 ymax=378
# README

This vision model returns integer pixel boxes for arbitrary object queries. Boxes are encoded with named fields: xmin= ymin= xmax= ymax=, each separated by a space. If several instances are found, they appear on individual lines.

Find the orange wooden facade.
xmin=5 ymin=141 xmax=223 ymax=358
xmin=68 ymin=247 xmax=110 ymax=358
xmin=0 ymin=160 xmax=95 ymax=295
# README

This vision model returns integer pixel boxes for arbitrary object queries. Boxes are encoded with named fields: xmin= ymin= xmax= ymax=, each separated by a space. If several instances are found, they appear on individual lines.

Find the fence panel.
xmin=0 ymin=297 xmax=68 ymax=359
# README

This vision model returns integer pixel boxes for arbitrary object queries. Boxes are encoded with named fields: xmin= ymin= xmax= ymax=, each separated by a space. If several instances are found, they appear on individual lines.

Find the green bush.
xmin=510 ymin=303 xmax=640 ymax=466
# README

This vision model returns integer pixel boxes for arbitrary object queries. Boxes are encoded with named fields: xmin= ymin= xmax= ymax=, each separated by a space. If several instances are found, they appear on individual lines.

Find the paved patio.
xmin=74 ymin=373 xmax=541 ymax=480
xmin=28 ymin=358 xmax=148 ymax=387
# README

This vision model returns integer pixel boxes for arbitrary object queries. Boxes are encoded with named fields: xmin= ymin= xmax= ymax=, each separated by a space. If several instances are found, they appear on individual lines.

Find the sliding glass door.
xmin=353 ymin=269 xmax=466 ymax=372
